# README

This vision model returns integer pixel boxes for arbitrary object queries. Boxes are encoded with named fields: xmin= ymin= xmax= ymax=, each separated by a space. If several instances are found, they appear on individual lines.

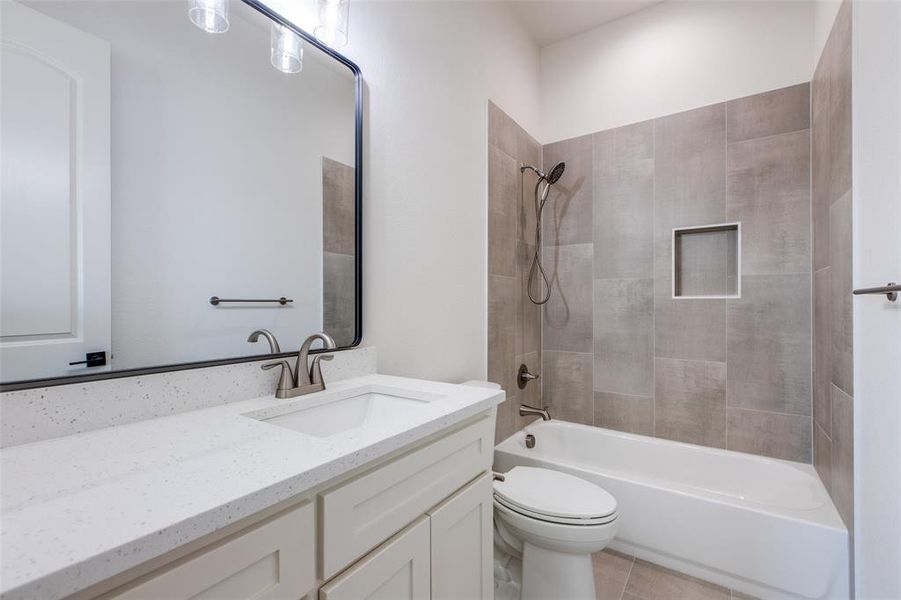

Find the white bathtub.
xmin=494 ymin=420 xmax=849 ymax=600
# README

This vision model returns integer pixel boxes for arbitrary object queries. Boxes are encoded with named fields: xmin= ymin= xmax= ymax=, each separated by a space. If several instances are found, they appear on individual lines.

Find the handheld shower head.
xmin=520 ymin=162 xmax=566 ymax=185
xmin=545 ymin=161 xmax=565 ymax=184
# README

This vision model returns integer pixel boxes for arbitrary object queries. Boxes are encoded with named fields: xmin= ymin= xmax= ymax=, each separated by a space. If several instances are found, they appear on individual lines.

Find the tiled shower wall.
xmin=322 ymin=157 xmax=356 ymax=347
xmin=811 ymin=0 xmax=853 ymax=529
xmin=541 ymin=83 xmax=813 ymax=462
xmin=487 ymin=102 xmax=543 ymax=443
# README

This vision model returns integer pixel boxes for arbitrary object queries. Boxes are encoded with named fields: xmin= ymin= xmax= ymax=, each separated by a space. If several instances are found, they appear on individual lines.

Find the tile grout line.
xmin=651 ymin=118 xmax=657 ymax=438
xmin=618 ymin=555 xmax=637 ymax=600
xmin=724 ymin=100 xmax=730 ymax=453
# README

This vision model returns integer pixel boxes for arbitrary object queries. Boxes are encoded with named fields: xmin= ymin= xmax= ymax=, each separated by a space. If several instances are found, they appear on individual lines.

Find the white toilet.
xmin=493 ymin=466 xmax=618 ymax=600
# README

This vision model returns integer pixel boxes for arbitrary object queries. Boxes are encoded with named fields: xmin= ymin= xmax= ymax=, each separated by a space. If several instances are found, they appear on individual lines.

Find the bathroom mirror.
xmin=0 ymin=0 xmax=362 ymax=389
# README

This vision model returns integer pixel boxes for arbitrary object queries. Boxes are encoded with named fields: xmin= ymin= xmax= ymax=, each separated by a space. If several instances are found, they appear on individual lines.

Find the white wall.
xmin=539 ymin=0 xmax=815 ymax=143
xmin=852 ymin=1 xmax=901 ymax=596
xmin=268 ymin=0 xmax=542 ymax=382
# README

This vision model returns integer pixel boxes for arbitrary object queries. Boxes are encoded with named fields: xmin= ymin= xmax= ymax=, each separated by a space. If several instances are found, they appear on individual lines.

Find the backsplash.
xmin=540 ymin=84 xmax=813 ymax=462
xmin=0 ymin=346 xmax=376 ymax=448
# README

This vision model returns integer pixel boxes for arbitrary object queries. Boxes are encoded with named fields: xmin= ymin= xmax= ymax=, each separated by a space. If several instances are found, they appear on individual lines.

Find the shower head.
xmin=520 ymin=161 xmax=566 ymax=185
xmin=545 ymin=161 xmax=565 ymax=184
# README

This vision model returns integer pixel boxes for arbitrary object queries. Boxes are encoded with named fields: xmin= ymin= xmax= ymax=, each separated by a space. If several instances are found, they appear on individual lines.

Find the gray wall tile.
xmin=543 ymin=135 xmax=594 ymax=245
xmin=543 ymin=351 xmax=594 ymax=425
xmin=726 ymin=83 xmax=810 ymax=143
xmin=654 ymin=358 xmax=726 ymax=447
xmin=543 ymin=243 xmax=593 ymax=352
xmin=488 ymin=274 xmax=517 ymax=395
xmin=727 ymin=274 xmax=811 ymax=415
xmin=322 ymin=157 xmax=356 ymax=256
xmin=519 ymin=244 xmax=542 ymax=355
xmin=654 ymin=295 xmax=726 ymax=362
xmin=828 ymin=1 xmax=852 ymax=202
xmin=323 ymin=251 xmax=356 ymax=347
xmin=811 ymin=0 xmax=852 ymax=519
xmin=488 ymin=101 xmax=519 ymax=159
xmin=535 ymin=83 xmax=816 ymax=463
xmin=811 ymin=71 xmax=831 ymax=272
xmin=594 ymin=278 xmax=654 ymax=396
xmin=814 ymin=421 xmax=832 ymax=494
xmin=830 ymin=191 xmax=853 ymax=396
xmin=831 ymin=384 xmax=853 ymax=528
xmin=594 ymin=122 xmax=654 ymax=279
xmin=727 ymin=130 xmax=811 ymax=276
xmin=813 ymin=267 xmax=832 ymax=434
xmin=595 ymin=391 xmax=653 ymax=436
xmin=654 ymin=103 xmax=727 ymax=235
xmin=488 ymin=144 xmax=519 ymax=277
xmin=726 ymin=408 xmax=812 ymax=462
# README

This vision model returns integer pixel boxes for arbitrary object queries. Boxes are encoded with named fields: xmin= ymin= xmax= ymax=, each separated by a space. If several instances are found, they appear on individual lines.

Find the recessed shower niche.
xmin=672 ymin=223 xmax=740 ymax=299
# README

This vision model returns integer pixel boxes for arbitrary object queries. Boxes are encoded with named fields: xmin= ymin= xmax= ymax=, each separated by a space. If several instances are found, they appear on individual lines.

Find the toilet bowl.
xmin=493 ymin=466 xmax=618 ymax=600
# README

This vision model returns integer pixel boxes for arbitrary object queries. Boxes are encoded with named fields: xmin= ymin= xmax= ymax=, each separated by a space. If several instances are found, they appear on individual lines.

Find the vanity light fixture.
xmin=314 ymin=0 xmax=349 ymax=47
xmin=188 ymin=0 xmax=229 ymax=33
xmin=271 ymin=23 xmax=303 ymax=74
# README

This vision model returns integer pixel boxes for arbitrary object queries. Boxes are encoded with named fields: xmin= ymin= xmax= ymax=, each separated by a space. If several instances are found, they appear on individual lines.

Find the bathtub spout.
xmin=520 ymin=404 xmax=551 ymax=421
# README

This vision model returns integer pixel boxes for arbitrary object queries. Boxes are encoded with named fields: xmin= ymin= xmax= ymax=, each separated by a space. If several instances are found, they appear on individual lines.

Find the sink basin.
xmin=247 ymin=386 xmax=440 ymax=438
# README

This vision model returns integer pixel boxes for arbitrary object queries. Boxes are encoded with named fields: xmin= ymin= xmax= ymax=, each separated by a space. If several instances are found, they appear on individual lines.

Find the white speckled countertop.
xmin=0 ymin=374 xmax=504 ymax=600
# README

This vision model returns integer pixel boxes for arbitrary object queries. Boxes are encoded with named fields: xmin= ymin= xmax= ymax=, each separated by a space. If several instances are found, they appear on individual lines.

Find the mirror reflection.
xmin=0 ymin=0 xmax=358 ymax=383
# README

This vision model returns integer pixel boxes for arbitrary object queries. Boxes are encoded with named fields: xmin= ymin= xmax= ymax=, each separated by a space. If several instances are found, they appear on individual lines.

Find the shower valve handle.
xmin=518 ymin=364 xmax=539 ymax=389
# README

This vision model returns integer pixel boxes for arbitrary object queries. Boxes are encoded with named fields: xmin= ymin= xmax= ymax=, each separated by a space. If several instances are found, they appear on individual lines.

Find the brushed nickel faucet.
xmin=259 ymin=332 xmax=337 ymax=399
xmin=520 ymin=404 xmax=551 ymax=421
xmin=247 ymin=329 xmax=281 ymax=354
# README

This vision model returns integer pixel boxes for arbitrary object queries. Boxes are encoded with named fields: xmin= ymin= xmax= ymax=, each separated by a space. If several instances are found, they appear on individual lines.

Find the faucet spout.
xmin=295 ymin=332 xmax=337 ymax=387
xmin=519 ymin=404 xmax=551 ymax=421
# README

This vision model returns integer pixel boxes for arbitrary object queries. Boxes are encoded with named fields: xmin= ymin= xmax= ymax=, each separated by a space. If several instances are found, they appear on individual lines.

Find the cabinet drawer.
xmin=109 ymin=502 xmax=315 ymax=600
xmin=319 ymin=517 xmax=430 ymax=600
xmin=320 ymin=415 xmax=493 ymax=579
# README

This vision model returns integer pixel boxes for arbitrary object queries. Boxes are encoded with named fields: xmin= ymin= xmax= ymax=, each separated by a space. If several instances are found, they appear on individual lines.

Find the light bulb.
xmin=314 ymin=0 xmax=348 ymax=47
xmin=188 ymin=0 xmax=229 ymax=34
xmin=271 ymin=24 xmax=303 ymax=74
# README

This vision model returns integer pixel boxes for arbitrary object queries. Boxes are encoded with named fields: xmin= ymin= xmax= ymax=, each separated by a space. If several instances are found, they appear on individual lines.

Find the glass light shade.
xmin=271 ymin=24 xmax=303 ymax=74
xmin=188 ymin=0 xmax=229 ymax=34
xmin=314 ymin=0 xmax=348 ymax=47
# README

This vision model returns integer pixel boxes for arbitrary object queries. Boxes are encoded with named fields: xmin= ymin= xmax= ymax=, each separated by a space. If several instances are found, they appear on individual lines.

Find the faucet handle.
xmin=261 ymin=360 xmax=295 ymax=393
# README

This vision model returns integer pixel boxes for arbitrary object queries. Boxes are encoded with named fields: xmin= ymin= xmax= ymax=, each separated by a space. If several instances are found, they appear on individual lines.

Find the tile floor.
xmin=593 ymin=550 xmax=758 ymax=600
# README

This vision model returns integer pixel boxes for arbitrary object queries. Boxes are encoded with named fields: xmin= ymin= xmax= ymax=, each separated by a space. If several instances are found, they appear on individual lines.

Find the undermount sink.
xmin=245 ymin=385 xmax=441 ymax=438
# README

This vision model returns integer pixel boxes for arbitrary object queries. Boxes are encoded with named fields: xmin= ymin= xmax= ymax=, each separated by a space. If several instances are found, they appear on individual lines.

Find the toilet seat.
xmin=493 ymin=466 xmax=617 ymax=526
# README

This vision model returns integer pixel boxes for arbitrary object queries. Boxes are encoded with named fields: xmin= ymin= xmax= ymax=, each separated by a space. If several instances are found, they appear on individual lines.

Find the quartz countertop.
xmin=0 ymin=374 xmax=504 ymax=600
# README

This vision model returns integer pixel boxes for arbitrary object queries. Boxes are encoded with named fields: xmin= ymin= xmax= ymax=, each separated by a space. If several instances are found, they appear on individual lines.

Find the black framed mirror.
xmin=0 ymin=0 xmax=362 ymax=391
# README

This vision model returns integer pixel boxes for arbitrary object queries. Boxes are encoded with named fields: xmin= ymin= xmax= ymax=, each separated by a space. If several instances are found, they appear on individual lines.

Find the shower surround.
xmin=540 ymin=83 xmax=813 ymax=463
xmin=487 ymin=102 xmax=544 ymax=443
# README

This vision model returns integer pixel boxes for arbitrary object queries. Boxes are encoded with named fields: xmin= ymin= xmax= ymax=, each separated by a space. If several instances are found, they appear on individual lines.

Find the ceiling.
xmin=504 ymin=1 xmax=661 ymax=48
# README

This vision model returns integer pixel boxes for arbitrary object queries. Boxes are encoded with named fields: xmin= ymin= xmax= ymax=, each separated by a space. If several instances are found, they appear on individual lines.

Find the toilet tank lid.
xmin=494 ymin=466 xmax=617 ymax=520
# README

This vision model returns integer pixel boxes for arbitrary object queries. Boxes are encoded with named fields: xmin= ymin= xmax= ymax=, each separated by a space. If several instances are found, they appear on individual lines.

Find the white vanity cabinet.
xmin=96 ymin=413 xmax=496 ymax=600
xmin=106 ymin=502 xmax=316 ymax=600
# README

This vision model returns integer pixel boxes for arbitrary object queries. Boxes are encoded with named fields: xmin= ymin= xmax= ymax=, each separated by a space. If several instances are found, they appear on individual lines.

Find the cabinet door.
xmin=427 ymin=473 xmax=493 ymax=600
xmin=319 ymin=517 xmax=430 ymax=600
xmin=109 ymin=502 xmax=315 ymax=600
